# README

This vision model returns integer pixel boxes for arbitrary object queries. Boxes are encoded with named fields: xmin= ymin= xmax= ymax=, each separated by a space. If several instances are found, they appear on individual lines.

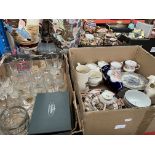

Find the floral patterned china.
xmin=121 ymin=72 xmax=148 ymax=90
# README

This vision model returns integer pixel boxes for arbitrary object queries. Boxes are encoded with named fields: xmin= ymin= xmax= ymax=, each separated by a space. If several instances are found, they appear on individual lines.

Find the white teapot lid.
xmin=101 ymin=90 xmax=115 ymax=100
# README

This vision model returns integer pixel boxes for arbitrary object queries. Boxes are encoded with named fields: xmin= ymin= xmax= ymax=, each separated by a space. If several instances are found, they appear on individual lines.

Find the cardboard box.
xmin=0 ymin=56 xmax=82 ymax=135
xmin=68 ymin=46 xmax=155 ymax=135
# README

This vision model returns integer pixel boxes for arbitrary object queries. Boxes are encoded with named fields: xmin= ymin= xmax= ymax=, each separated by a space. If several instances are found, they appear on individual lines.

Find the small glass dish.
xmin=0 ymin=106 xmax=29 ymax=135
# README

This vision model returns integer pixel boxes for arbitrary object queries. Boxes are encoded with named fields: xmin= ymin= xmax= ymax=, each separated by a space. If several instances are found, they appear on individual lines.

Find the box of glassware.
xmin=68 ymin=46 xmax=155 ymax=135
xmin=0 ymin=55 xmax=81 ymax=134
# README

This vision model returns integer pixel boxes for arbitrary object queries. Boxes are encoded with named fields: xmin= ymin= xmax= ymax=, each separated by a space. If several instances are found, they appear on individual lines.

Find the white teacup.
xmin=76 ymin=63 xmax=91 ymax=92
xmin=110 ymin=61 xmax=122 ymax=70
xmin=97 ymin=61 xmax=109 ymax=68
xmin=124 ymin=60 xmax=140 ymax=72
xmin=88 ymin=70 xmax=102 ymax=87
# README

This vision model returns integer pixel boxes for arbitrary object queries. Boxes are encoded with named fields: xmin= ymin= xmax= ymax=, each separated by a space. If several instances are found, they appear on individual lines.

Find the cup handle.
xmin=77 ymin=63 xmax=81 ymax=66
xmin=121 ymin=61 xmax=125 ymax=66
xmin=120 ymin=61 xmax=125 ymax=70
xmin=136 ymin=64 xmax=140 ymax=70
xmin=103 ymin=103 xmax=106 ymax=111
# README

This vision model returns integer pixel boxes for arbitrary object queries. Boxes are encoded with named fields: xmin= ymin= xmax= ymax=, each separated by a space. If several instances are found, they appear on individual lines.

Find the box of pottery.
xmin=68 ymin=46 xmax=155 ymax=134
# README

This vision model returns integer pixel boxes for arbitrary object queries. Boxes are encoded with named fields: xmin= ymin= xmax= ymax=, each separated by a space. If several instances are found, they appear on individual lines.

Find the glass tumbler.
xmin=0 ymin=106 xmax=29 ymax=135
xmin=53 ymin=68 xmax=65 ymax=92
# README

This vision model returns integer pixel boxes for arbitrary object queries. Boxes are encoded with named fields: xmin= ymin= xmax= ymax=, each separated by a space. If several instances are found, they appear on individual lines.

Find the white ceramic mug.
xmin=76 ymin=63 xmax=91 ymax=92
xmin=110 ymin=61 xmax=122 ymax=70
xmin=124 ymin=60 xmax=140 ymax=72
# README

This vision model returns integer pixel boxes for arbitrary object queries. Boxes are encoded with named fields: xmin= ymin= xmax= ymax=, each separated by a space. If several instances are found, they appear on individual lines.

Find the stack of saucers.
xmin=124 ymin=90 xmax=151 ymax=108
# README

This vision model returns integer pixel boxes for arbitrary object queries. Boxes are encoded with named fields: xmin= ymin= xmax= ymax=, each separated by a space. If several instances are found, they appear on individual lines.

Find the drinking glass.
xmin=0 ymin=100 xmax=7 ymax=115
xmin=43 ymin=69 xmax=54 ymax=92
xmin=0 ymin=77 xmax=10 ymax=101
xmin=51 ymin=52 xmax=63 ymax=69
xmin=53 ymin=68 xmax=65 ymax=92
xmin=20 ymin=92 xmax=35 ymax=118
xmin=32 ymin=71 xmax=46 ymax=94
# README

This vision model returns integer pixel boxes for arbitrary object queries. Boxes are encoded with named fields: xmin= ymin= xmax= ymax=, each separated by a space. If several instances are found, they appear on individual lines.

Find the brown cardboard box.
xmin=0 ymin=56 xmax=82 ymax=134
xmin=68 ymin=46 xmax=155 ymax=135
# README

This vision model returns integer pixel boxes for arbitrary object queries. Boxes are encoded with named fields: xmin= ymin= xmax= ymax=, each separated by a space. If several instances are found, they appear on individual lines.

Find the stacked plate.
xmin=124 ymin=90 xmax=151 ymax=108
xmin=121 ymin=72 xmax=148 ymax=90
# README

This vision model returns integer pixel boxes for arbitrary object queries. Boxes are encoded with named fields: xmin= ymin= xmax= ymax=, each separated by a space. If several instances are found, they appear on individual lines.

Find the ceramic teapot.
xmin=145 ymin=75 xmax=155 ymax=97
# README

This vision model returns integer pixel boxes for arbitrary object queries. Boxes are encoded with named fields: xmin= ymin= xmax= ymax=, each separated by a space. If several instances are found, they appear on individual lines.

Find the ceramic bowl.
xmin=76 ymin=63 xmax=90 ymax=73
xmin=86 ymin=63 xmax=100 ymax=71
xmin=88 ymin=71 xmax=102 ymax=86
xmin=124 ymin=90 xmax=151 ymax=108
xmin=88 ymin=77 xmax=102 ymax=87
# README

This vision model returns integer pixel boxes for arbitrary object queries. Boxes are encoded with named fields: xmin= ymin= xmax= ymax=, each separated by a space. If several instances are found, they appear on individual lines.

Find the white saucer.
xmin=89 ymin=82 xmax=100 ymax=87
xmin=123 ymin=66 xmax=135 ymax=72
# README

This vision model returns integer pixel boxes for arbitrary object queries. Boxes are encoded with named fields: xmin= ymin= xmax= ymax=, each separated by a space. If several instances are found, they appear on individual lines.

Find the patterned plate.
xmin=121 ymin=72 xmax=148 ymax=90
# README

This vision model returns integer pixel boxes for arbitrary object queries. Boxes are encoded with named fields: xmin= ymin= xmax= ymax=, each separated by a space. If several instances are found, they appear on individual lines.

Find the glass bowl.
xmin=0 ymin=106 xmax=29 ymax=135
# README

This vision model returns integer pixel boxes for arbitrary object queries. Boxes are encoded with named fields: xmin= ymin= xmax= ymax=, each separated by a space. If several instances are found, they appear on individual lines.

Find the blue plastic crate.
xmin=0 ymin=19 xmax=11 ymax=57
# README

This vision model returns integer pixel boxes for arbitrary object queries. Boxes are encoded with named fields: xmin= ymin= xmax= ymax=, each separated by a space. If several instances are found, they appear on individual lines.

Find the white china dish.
xmin=124 ymin=90 xmax=151 ymax=108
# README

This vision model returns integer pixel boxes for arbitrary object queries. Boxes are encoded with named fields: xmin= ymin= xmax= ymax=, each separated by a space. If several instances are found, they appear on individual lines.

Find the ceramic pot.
xmin=145 ymin=75 xmax=155 ymax=97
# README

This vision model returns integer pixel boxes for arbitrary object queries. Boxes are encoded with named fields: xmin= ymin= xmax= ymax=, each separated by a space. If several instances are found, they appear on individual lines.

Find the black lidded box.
xmin=28 ymin=92 xmax=72 ymax=135
xmin=118 ymin=34 xmax=155 ymax=55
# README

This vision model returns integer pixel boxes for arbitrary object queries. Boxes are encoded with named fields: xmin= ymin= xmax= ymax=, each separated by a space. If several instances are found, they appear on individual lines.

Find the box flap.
xmin=69 ymin=46 xmax=138 ymax=66
xmin=135 ymin=46 xmax=155 ymax=77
